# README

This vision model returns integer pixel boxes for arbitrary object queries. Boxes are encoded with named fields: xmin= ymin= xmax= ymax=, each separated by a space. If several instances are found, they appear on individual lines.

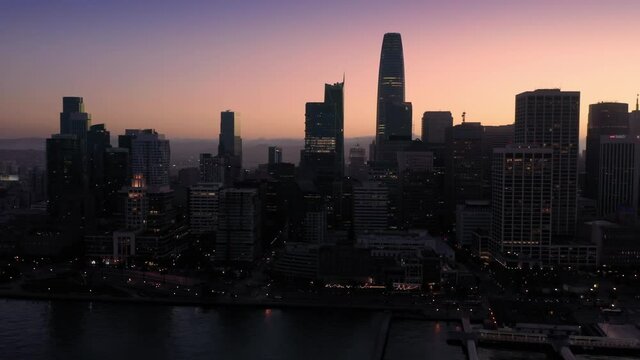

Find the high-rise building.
xmin=482 ymin=124 xmax=514 ymax=198
xmin=421 ymin=111 xmax=453 ymax=144
xmin=199 ymin=153 xmax=216 ymax=182
xmin=456 ymin=200 xmax=491 ymax=246
xmin=445 ymin=122 xmax=485 ymax=211
xmin=215 ymin=188 xmax=261 ymax=263
xmin=348 ymin=145 xmax=367 ymax=181
xmin=300 ymin=80 xmax=345 ymax=190
xmin=585 ymin=102 xmax=629 ymax=199
xmin=491 ymin=146 xmax=554 ymax=264
xmin=59 ymin=97 xmax=91 ymax=143
xmin=630 ymin=96 xmax=640 ymax=137
xmin=374 ymin=33 xmax=412 ymax=164
xmin=268 ymin=146 xmax=283 ymax=165
xmin=126 ymin=129 xmax=171 ymax=188
xmin=218 ymin=110 xmax=242 ymax=168
xmin=103 ymin=147 xmax=129 ymax=216
xmin=515 ymin=89 xmax=580 ymax=236
xmin=189 ymin=182 xmax=222 ymax=235
xmin=46 ymin=134 xmax=84 ymax=226
xmin=123 ymin=174 xmax=148 ymax=231
xmin=87 ymin=124 xmax=111 ymax=217
xmin=325 ymin=81 xmax=345 ymax=174
xmin=353 ymin=182 xmax=389 ymax=234
xmin=597 ymin=135 xmax=640 ymax=219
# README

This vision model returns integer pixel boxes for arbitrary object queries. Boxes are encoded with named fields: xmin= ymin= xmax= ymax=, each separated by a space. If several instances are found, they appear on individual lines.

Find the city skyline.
xmin=1 ymin=0 xmax=639 ymax=142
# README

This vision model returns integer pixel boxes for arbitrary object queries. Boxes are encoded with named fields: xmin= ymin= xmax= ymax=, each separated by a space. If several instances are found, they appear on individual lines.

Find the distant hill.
xmin=0 ymin=136 xmax=374 ymax=170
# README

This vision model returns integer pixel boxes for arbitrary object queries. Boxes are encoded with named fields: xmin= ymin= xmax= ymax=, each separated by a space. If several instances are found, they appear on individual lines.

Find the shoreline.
xmin=0 ymin=290 xmax=477 ymax=321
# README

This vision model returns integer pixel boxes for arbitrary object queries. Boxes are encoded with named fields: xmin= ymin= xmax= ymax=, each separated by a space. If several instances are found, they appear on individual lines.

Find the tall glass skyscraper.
xmin=60 ymin=97 xmax=91 ymax=143
xmin=300 ymin=80 xmax=345 ymax=186
xmin=374 ymin=33 xmax=412 ymax=164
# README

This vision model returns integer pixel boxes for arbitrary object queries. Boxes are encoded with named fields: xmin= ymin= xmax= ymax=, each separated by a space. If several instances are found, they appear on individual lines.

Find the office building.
xmin=218 ymin=111 xmax=242 ymax=183
xmin=374 ymin=33 xmax=412 ymax=164
xmin=46 ymin=134 xmax=84 ymax=225
xmin=268 ymin=146 xmax=283 ymax=165
xmin=421 ymin=111 xmax=453 ymax=144
xmin=59 ymin=97 xmax=91 ymax=143
xmin=353 ymin=182 xmax=389 ymax=234
xmin=491 ymin=146 xmax=553 ymax=265
xmin=103 ymin=147 xmax=129 ymax=216
xmin=630 ymin=96 xmax=640 ymax=137
xmin=122 ymin=174 xmax=148 ymax=231
xmin=597 ymin=135 xmax=640 ymax=218
xmin=126 ymin=129 xmax=171 ymax=187
xmin=585 ymin=102 xmax=629 ymax=198
xmin=348 ymin=145 xmax=367 ymax=181
xmin=215 ymin=188 xmax=261 ymax=263
xmin=300 ymin=80 xmax=345 ymax=191
xmin=456 ymin=200 xmax=492 ymax=246
xmin=515 ymin=89 xmax=580 ymax=236
xmin=446 ymin=122 xmax=485 ymax=211
xmin=189 ymin=182 xmax=222 ymax=235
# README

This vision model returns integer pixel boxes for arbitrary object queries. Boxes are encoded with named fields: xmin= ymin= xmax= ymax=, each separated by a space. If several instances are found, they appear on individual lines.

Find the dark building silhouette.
xmin=482 ymin=124 xmax=514 ymax=198
xmin=445 ymin=122 xmax=485 ymax=214
xmin=347 ymin=145 xmax=367 ymax=181
xmin=217 ymin=111 xmax=242 ymax=184
xmin=87 ymin=124 xmax=111 ymax=217
xmin=630 ymin=96 xmax=640 ymax=137
xmin=268 ymin=146 xmax=283 ymax=165
xmin=47 ymin=97 xmax=94 ymax=236
xmin=585 ymin=102 xmax=629 ymax=199
xmin=515 ymin=89 xmax=580 ymax=237
xmin=218 ymin=111 xmax=242 ymax=165
xmin=421 ymin=111 xmax=453 ymax=144
xmin=374 ymin=33 xmax=412 ymax=164
xmin=491 ymin=146 xmax=554 ymax=265
xmin=59 ymin=97 xmax=91 ymax=143
xmin=103 ymin=147 xmax=129 ymax=217
xmin=300 ymin=80 xmax=345 ymax=193
xmin=597 ymin=135 xmax=640 ymax=219
xmin=46 ymin=134 xmax=84 ymax=227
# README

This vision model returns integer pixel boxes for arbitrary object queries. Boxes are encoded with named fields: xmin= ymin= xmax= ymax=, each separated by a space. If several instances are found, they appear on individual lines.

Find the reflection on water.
xmin=2 ymin=299 xmax=637 ymax=360
xmin=384 ymin=320 xmax=466 ymax=360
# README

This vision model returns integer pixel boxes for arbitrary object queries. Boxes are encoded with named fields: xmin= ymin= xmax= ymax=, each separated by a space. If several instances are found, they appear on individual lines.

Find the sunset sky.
xmin=1 ymin=0 xmax=638 ymax=143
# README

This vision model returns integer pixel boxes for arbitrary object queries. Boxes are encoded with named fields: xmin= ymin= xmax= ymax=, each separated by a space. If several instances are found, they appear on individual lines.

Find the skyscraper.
xmin=215 ymin=188 xmax=261 ymax=263
xmin=628 ymin=95 xmax=640 ymax=138
xmin=585 ymin=102 xmax=629 ymax=199
xmin=374 ymin=33 xmax=412 ymax=164
xmin=46 ymin=134 xmax=84 ymax=226
xmin=515 ymin=89 xmax=580 ymax=236
xmin=47 ymin=97 xmax=93 ymax=233
xmin=300 ymin=80 xmax=345 ymax=190
xmin=127 ymin=129 xmax=171 ymax=188
xmin=348 ymin=145 xmax=367 ymax=181
xmin=445 ymin=122 xmax=485 ymax=211
xmin=268 ymin=146 xmax=283 ymax=165
xmin=189 ymin=182 xmax=222 ymax=235
xmin=353 ymin=182 xmax=389 ymax=234
xmin=597 ymin=135 xmax=640 ymax=219
xmin=325 ymin=81 xmax=345 ymax=175
xmin=87 ymin=124 xmax=111 ymax=217
xmin=422 ymin=111 xmax=453 ymax=144
xmin=491 ymin=146 xmax=553 ymax=265
xmin=218 ymin=110 xmax=242 ymax=166
xmin=59 ymin=97 xmax=91 ymax=142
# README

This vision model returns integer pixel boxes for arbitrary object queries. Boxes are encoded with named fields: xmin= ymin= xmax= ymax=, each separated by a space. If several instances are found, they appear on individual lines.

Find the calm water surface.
xmin=0 ymin=299 xmax=637 ymax=359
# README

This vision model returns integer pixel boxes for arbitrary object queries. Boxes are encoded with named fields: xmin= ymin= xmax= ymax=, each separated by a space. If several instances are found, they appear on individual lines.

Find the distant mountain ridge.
xmin=0 ymin=136 xmax=374 ymax=170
